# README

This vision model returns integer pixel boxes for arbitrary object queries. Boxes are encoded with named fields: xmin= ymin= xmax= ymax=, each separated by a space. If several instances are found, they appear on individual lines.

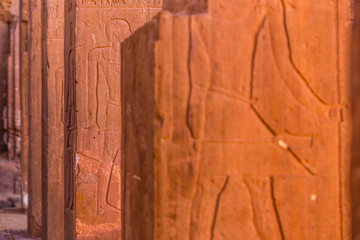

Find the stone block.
xmin=28 ymin=0 xmax=42 ymax=237
xmin=41 ymin=0 xmax=64 ymax=239
xmin=64 ymin=0 xmax=162 ymax=238
xmin=351 ymin=0 xmax=360 ymax=238
xmin=7 ymin=0 xmax=21 ymax=163
xmin=20 ymin=0 xmax=28 ymax=210
xmin=122 ymin=2 xmax=351 ymax=238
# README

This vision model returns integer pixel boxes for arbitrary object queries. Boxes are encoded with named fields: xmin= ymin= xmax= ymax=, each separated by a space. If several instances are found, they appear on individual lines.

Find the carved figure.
xmin=87 ymin=19 xmax=131 ymax=214
xmin=185 ymin=0 xmax=344 ymax=238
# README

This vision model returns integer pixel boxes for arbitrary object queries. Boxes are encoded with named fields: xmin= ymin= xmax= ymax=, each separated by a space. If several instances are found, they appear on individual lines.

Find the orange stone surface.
xmin=64 ymin=0 xmax=162 ymax=238
xmin=122 ymin=1 xmax=351 ymax=238
xmin=351 ymin=0 xmax=360 ymax=238
xmin=41 ymin=0 xmax=65 ymax=239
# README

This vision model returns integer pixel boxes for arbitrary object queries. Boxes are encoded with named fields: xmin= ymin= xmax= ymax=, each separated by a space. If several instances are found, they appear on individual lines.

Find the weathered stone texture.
xmin=122 ymin=1 xmax=351 ymax=238
xmin=7 ymin=0 xmax=21 ymax=162
xmin=351 ymin=0 xmax=360 ymax=238
xmin=41 ymin=0 xmax=64 ymax=239
xmin=0 ymin=0 xmax=13 ymax=22
xmin=0 ymin=21 xmax=9 ymax=154
xmin=163 ymin=0 xmax=206 ymax=14
xmin=20 ymin=0 xmax=28 ymax=210
xmin=28 ymin=0 xmax=42 ymax=237
xmin=64 ymin=0 xmax=162 ymax=238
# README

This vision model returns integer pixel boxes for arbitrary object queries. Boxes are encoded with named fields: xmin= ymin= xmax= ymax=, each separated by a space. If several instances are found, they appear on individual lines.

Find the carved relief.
xmin=0 ymin=4 xmax=13 ymax=22
xmin=86 ymin=19 xmax=130 ymax=214
xmin=186 ymin=1 xmax=346 ymax=237
xmin=77 ymin=0 xmax=162 ymax=7
xmin=123 ymin=0 xmax=350 ymax=237
xmin=65 ymin=0 xmax=162 ymax=237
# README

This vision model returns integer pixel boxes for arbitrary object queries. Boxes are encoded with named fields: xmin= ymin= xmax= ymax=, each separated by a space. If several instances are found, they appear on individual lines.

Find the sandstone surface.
xmin=64 ymin=0 xmax=162 ymax=238
xmin=122 ymin=1 xmax=352 ymax=238
xmin=28 ymin=0 xmax=42 ymax=236
xmin=41 ymin=0 xmax=64 ymax=239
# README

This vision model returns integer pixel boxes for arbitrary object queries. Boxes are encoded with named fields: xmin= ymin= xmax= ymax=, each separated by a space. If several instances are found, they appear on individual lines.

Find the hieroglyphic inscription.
xmin=77 ymin=0 xmax=162 ymax=7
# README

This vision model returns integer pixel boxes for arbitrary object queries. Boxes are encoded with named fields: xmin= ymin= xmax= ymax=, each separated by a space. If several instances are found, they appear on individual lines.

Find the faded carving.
xmin=48 ymin=0 xmax=60 ymax=19
xmin=86 ymin=19 xmax=131 ymax=214
xmin=65 ymin=48 xmax=76 ymax=211
xmin=78 ymin=0 xmax=161 ymax=7
xmin=186 ymin=1 xmax=344 ymax=238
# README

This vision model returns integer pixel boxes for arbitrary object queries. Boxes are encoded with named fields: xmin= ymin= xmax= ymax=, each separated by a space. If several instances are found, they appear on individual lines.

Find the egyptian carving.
xmin=186 ymin=1 xmax=346 ymax=238
xmin=62 ymin=0 xmax=162 ymax=237
xmin=0 ymin=0 xmax=13 ymax=22
xmin=78 ymin=0 xmax=161 ymax=7
xmin=122 ymin=0 xmax=350 ymax=238
xmin=86 ymin=19 xmax=130 ymax=214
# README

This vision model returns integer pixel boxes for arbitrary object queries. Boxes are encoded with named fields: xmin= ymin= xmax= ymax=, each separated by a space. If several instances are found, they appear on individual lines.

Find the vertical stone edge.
xmin=7 ymin=0 xmax=21 ymax=163
xmin=338 ymin=0 xmax=352 ymax=238
xmin=351 ymin=0 xmax=360 ymax=238
xmin=28 ymin=0 xmax=42 ymax=237
xmin=64 ymin=0 xmax=76 ymax=238
xmin=121 ymin=16 xmax=158 ymax=240
xmin=20 ymin=0 xmax=29 ymax=210
xmin=41 ymin=0 xmax=48 ymax=237
xmin=122 ymin=12 xmax=176 ymax=240
xmin=41 ymin=0 xmax=65 ymax=238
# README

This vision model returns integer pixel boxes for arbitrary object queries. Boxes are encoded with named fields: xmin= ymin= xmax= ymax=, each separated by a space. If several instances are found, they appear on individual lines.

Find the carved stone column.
xmin=20 ymin=0 xmax=28 ymax=210
xmin=28 ymin=0 xmax=42 ymax=236
xmin=64 ymin=0 xmax=162 ymax=238
xmin=41 ymin=0 xmax=65 ymax=239
xmin=122 ymin=0 xmax=352 ymax=238
xmin=351 ymin=0 xmax=360 ymax=238
xmin=0 ymin=1 xmax=12 ymax=154
xmin=7 ymin=0 xmax=21 ymax=163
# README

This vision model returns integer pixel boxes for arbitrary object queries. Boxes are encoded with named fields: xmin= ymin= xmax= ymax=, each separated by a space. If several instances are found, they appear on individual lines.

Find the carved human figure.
xmin=87 ymin=19 xmax=131 ymax=214
xmin=185 ymin=0 xmax=344 ymax=238
xmin=48 ymin=0 xmax=59 ymax=19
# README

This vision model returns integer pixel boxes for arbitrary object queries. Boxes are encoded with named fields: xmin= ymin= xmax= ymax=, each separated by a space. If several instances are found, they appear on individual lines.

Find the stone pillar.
xmin=41 ymin=0 xmax=64 ymax=239
xmin=7 ymin=0 xmax=21 ymax=162
xmin=20 ymin=0 xmax=29 ymax=210
xmin=64 ymin=0 xmax=162 ymax=239
xmin=0 ymin=5 xmax=11 ymax=154
xmin=122 ymin=1 xmax=351 ymax=238
xmin=28 ymin=0 xmax=42 ymax=237
xmin=351 ymin=0 xmax=360 ymax=238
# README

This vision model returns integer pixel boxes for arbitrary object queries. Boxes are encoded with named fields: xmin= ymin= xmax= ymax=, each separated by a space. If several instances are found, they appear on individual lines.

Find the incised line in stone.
xmin=250 ymin=16 xmax=267 ymax=100
xmin=279 ymin=0 xmax=326 ymax=105
xmin=270 ymin=176 xmax=285 ymax=240
xmin=210 ymin=176 xmax=230 ymax=240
